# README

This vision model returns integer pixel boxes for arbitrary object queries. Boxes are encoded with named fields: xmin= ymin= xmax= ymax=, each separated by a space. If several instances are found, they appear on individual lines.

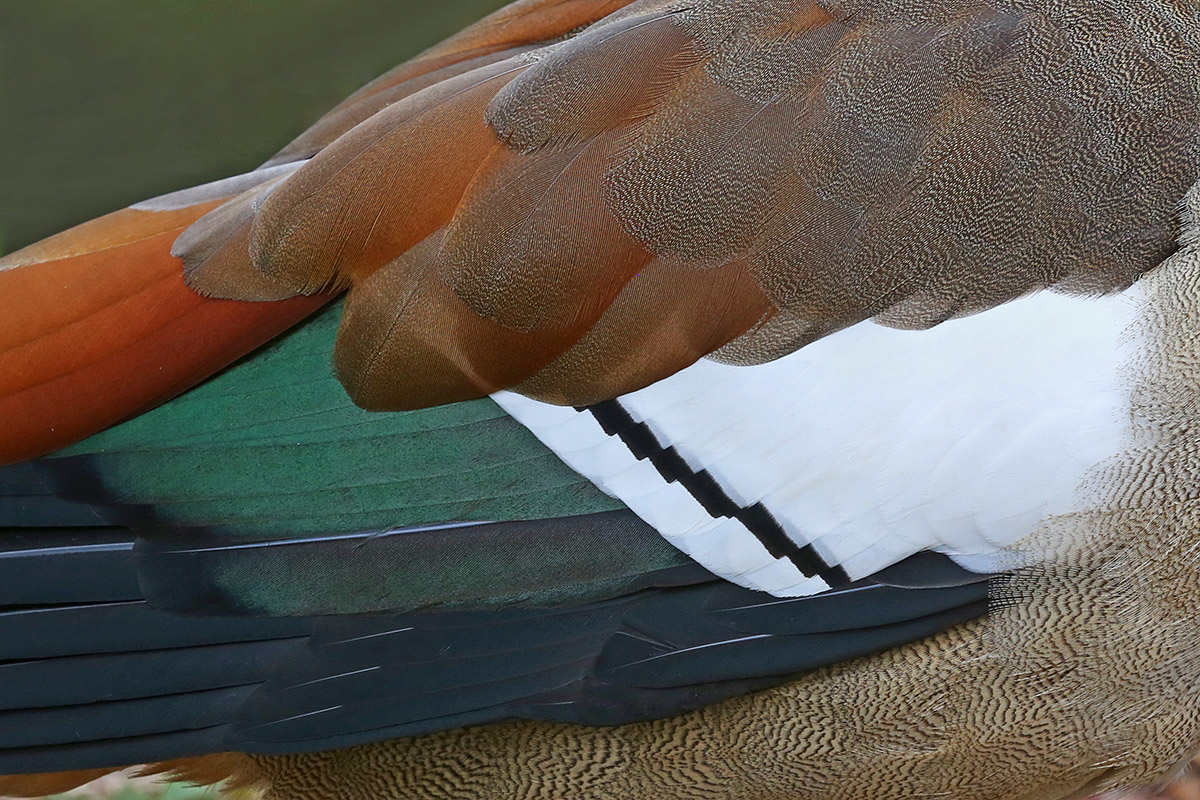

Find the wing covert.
xmin=185 ymin=0 xmax=1200 ymax=411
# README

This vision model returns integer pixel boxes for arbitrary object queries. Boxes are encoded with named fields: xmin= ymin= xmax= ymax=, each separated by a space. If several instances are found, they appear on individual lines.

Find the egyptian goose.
xmin=1 ymin=1 xmax=1200 ymax=798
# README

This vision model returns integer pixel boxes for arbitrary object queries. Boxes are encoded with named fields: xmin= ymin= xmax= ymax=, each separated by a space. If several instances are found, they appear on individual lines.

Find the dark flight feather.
xmin=0 ymin=475 xmax=990 ymax=772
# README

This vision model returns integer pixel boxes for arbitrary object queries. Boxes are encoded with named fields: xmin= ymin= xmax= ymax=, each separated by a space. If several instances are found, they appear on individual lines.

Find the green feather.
xmin=55 ymin=302 xmax=623 ymax=536
xmin=47 ymin=302 xmax=694 ymax=614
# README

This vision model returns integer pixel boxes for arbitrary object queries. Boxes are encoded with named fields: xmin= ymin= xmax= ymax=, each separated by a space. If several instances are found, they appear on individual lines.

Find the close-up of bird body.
xmin=247 ymin=188 xmax=1200 ymax=799
xmin=2 ymin=0 xmax=1200 ymax=798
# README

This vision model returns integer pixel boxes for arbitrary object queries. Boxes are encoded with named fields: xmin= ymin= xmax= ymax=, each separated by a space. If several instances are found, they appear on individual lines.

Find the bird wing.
xmin=0 ymin=0 xmax=639 ymax=467
xmin=0 ymin=300 xmax=987 ymax=776
xmin=176 ymin=0 xmax=1199 ymax=592
xmin=185 ymin=0 xmax=1199 ymax=409
xmin=1 ymin=0 xmax=1199 ymax=791
xmin=0 ymin=448 xmax=986 ymax=775
xmin=0 ymin=199 xmax=993 ymax=781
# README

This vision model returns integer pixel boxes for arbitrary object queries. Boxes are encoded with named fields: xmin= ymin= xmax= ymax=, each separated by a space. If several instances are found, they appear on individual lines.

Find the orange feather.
xmin=0 ymin=204 xmax=327 ymax=465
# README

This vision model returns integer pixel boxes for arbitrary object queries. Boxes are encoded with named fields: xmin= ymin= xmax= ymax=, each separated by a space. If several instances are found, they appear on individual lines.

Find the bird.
xmin=1 ymin=0 xmax=1199 ymax=798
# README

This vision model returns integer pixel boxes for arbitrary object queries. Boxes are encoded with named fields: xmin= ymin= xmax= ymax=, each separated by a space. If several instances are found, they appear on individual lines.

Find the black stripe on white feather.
xmin=584 ymin=400 xmax=852 ymax=588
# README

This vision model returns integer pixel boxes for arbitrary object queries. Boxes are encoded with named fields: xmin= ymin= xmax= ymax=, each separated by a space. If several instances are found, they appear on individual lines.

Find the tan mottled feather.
xmin=437 ymin=134 xmax=650 ymax=333
xmin=514 ymin=256 xmax=773 ymax=404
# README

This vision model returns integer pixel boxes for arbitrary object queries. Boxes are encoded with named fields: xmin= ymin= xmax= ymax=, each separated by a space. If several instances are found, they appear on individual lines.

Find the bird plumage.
xmin=2 ymin=0 xmax=1200 ymax=797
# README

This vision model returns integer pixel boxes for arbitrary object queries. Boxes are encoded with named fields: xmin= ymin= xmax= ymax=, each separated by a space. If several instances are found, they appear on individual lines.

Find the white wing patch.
xmin=495 ymin=287 xmax=1143 ymax=596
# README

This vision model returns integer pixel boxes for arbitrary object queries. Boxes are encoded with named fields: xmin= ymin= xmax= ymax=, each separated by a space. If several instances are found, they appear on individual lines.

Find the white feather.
xmin=495 ymin=286 xmax=1142 ymax=595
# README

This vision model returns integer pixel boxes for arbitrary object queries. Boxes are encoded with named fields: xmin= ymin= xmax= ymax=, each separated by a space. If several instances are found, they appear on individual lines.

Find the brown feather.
xmin=515 ymin=256 xmax=774 ymax=404
xmin=192 ymin=0 xmax=1200 ymax=410
xmin=178 ymin=171 xmax=300 ymax=301
xmin=485 ymin=10 xmax=700 ymax=150
xmin=246 ymin=59 xmax=529 ymax=295
xmin=333 ymin=228 xmax=630 ymax=410
xmin=438 ymin=133 xmax=650 ymax=332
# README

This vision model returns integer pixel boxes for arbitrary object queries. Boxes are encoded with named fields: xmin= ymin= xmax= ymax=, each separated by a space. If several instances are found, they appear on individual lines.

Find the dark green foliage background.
xmin=0 ymin=0 xmax=508 ymax=253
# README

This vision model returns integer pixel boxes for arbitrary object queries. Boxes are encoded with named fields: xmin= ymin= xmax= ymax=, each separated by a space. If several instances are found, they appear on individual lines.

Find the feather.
xmin=0 ymin=528 xmax=139 ymax=605
xmin=0 ymin=474 xmax=992 ymax=773
xmin=0 ymin=185 xmax=328 ymax=465
xmin=198 ymin=0 xmax=1199 ymax=411
xmin=246 ymin=59 xmax=530 ymax=296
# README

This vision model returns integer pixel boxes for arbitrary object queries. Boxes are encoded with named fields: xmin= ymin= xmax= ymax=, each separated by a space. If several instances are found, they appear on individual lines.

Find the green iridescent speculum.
xmin=43 ymin=301 xmax=695 ymax=614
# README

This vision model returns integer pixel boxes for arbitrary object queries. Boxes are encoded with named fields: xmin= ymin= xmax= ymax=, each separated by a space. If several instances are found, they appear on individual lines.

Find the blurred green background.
xmin=0 ymin=2 xmax=506 ymax=797
xmin=0 ymin=0 xmax=508 ymax=254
